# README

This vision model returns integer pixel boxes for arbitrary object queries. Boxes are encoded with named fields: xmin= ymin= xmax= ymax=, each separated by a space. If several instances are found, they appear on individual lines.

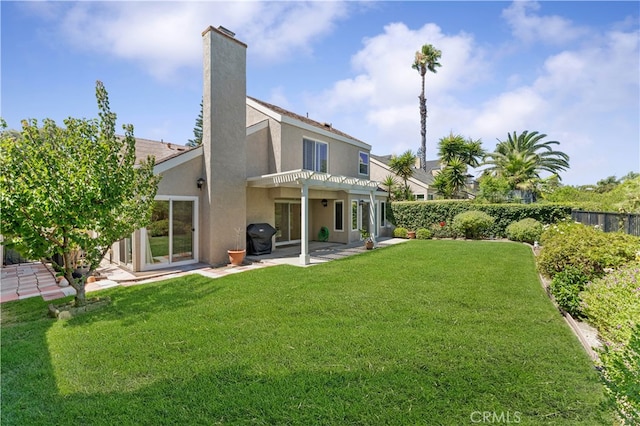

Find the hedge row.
xmin=390 ymin=201 xmax=572 ymax=237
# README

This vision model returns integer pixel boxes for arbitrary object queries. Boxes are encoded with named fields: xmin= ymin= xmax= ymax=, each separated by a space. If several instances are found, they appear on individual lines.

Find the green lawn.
xmin=1 ymin=240 xmax=612 ymax=425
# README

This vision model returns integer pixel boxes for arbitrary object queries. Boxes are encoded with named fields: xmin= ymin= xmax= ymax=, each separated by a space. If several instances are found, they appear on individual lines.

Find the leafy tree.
xmin=477 ymin=175 xmax=513 ymax=203
xmin=482 ymin=130 xmax=569 ymax=200
xmin=0 ymin=81 xmax=160 ymax=306
xmin=435 ymin=133 xmax=484 ymax=198
xmin=388 ymin=150 xmax=417 ymax=201
xmin=187 ymin=100 xmax=203 ymax=147
xmin=412 ymin=44 xmax=442 ymax=172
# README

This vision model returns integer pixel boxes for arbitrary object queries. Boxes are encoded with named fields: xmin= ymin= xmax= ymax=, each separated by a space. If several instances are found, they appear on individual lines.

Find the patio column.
xmin=299 ymin=182 xmax=310 ymax=265
xmin=369 ymin=191 xmax=377 ymax=244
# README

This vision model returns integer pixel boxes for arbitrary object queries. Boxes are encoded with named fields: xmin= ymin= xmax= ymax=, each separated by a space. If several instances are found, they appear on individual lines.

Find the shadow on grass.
xmin=62 ymin=274 xmax=225 ymax=328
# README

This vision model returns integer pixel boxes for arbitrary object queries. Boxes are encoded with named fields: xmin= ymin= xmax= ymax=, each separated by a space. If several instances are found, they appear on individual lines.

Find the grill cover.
xmin=246 ymin=223 xmax=277 ymax=255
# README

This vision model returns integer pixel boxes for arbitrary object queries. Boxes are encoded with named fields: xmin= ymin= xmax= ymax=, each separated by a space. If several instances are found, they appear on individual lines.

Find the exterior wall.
xmin=246 ymin=126 xmax=271 ymax=178
xmin=279 ymin=123 xmax=368 ymax=178
xmin=202 ymin=27 xmax=247 ymax=265
xmin=247 ymin=106 xmax=282 ymax=174
xmin=156 ymin=156 xmax=204 ymax=197
xmin=246 ymin=187 xmax=274 ymax=226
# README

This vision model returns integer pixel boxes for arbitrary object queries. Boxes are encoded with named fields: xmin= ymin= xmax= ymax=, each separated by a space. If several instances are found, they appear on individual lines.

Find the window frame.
xmin=303 ymin=138 xmax=328 ymax=173
xmin=358 ymin=151 xmax=369 ymax=176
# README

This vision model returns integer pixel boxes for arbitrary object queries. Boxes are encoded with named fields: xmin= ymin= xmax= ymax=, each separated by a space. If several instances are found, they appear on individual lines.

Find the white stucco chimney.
xmin=201 ymin=26 xmax=247 ymax=265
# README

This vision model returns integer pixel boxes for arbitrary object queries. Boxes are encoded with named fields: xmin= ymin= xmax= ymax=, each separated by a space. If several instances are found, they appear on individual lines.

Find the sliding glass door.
xmin=275 ymin=201 xmax=301 ymax=245
xmin=144 ymin=197 xmax=198 ymax=269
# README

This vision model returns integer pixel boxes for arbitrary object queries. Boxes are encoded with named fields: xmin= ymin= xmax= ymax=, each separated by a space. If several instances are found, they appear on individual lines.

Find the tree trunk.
xmin=419 ymin=70 xmax=428 ymax=172
xmin=62 ymin=250 xmax=87 ymax=307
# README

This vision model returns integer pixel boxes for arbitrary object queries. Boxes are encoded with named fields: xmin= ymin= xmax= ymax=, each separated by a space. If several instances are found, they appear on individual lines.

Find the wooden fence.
xmin=571 ymin=210 xmax=640 ymax=236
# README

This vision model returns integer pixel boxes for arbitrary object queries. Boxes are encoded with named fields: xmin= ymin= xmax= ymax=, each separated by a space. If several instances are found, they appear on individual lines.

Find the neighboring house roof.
xmin=371 ymin=154 xmax=441 ymax=186
xmin=247 ymin=96 xmax=370 ymax=150
xmin=131 ymin=137 xmax=194 ymax=165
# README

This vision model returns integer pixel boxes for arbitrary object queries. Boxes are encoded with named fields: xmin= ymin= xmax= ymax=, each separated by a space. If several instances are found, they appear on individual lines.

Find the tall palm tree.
xmin=388 ymin=150 xmax=416 ymax=201
xmin=483 ymin=130 xmax=570 ymax=198
xmin=412 ymin=44 xmax=442 ymax=172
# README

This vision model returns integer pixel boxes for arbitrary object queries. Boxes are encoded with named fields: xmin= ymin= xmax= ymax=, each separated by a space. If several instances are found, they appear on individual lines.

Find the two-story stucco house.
xmin=111 ymin=26 xmax=387 ymax=272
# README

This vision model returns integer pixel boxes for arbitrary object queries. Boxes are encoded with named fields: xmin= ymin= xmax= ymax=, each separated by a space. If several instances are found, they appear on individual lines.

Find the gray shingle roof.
xmin=248 ymin=96 xmax=365 ymax=144
xmin=131 ymin=137 xmax=193 ymax=164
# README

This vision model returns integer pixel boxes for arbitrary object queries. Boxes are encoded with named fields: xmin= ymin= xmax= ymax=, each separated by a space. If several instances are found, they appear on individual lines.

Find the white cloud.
xmin=501 ymin=1 xmax=588 ymax=45
xmin=304 ymin=3 xmax=638 ymax=184
xmin=307 ymin=21 xmax=489 ymax=156
xmin=44 ymin=1 xmax=350 ymax=81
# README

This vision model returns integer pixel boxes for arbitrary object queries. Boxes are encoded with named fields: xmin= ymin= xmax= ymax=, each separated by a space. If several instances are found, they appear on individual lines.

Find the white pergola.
xmin=247 ymin=170 xmax=381 ymax=265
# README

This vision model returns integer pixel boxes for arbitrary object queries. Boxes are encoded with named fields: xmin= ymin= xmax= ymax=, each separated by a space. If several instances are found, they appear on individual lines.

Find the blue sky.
xmin=2 ymin=1 xmax=639 ymax=186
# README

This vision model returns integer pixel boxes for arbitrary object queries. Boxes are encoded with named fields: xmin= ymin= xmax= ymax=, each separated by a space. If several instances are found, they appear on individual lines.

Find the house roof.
xmin=371 ymin=154 xmax=441 ymax=187
xmin=132 ymin=137 xmax=194 ymax=165
xmin=247 ymin=96 xmax=369 ymax=149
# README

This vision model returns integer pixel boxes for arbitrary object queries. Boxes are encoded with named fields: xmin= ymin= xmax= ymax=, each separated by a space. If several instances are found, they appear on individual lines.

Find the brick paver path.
xmin=1 ymin=262 xmax=74 ymax=303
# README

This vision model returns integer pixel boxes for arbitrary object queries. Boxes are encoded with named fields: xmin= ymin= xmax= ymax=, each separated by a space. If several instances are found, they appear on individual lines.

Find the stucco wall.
xmin=279 ymin=123 xmax=367 ymax=178
xmin=156 ymin=156 xmax=204 ymax=196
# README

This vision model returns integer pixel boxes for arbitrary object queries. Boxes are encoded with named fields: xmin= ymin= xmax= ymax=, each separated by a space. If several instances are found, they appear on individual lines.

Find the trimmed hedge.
xmin=391 ymin=201 xmax=571 ymax=237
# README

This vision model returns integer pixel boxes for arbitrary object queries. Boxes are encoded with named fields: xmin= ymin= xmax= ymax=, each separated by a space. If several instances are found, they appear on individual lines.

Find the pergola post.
xmin=299 ymin=182 xmax=310 ymax=265
xmin=369 ymin=191 xmax=377 ymax=244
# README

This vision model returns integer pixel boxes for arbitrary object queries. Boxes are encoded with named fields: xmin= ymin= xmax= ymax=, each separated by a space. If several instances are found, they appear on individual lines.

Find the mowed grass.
xmin=1 ymin=240 xmax=611 ymax=425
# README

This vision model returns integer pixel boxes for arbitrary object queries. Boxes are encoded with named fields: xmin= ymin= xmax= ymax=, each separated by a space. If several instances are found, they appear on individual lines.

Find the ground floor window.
xmin=118 ymin=236 xmax=132 ymax=265
xmin=334 ymin=200 xmax=344 ymax=231
xmin=380 ymin=201 xmax=386 ymax=227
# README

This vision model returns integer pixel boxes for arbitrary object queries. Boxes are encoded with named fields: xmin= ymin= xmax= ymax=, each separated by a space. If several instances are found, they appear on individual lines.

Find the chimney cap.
xmin=217 ymin=26 xmax=236 ymax=38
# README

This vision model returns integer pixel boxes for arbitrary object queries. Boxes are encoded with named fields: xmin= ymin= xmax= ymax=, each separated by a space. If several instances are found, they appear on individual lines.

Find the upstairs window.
xmin=359 ymin=151 xmax=369 ymax=175
xmin=303 ymin=138 xmax=328 ymax=173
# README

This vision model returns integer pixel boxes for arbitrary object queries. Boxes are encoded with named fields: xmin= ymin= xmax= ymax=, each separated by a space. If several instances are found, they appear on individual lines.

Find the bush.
xmin=506 ymin=218 xmax=543 ymax=244
xmin=451 ymin=211 xmax=495 ymax=239
xmin=581 ymin=262 xmax=640 ymax=348
xmin=581 ymin=264 xmax=640 ymax=423
xmin=549 ymin=266 xmax=589 ymax=318
xmin=393 ymin=227 xmax=408 ymax=238
xmin=415 ymin=228 xmax=432 ymax=239
xmin=537 ymin=221 xmax=640 ymax=279
xmin=599 ymin=325 xmax=640 ymax=424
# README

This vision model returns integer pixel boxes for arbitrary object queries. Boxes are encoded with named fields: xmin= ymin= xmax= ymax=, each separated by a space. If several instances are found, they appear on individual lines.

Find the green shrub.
xmin=415 ymin=228 xmax=432 ymax=239
xmin=599 ymin=325 xmax=640 ymax=424
xmin=549 ymin=266 xmax=589 ymax=318
xmin=390 ymin=201 xmax=570 ymax=237
xmin=430 ymin=222 xmax=458 ymax=239
xmin=537 ymin=221 xmax=640 ymax=279
xmin=393 ymin=227 xmax=408 ymax=238
xmin=451 ymin=211 xmax=495 ymax=239
xmin=582 ymin=263 xmax=640 ymax=423
xmin=581 ymin=262 xmax=640 ymax=348
xmin=506 ymin=218 xmax=543 ymax=244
